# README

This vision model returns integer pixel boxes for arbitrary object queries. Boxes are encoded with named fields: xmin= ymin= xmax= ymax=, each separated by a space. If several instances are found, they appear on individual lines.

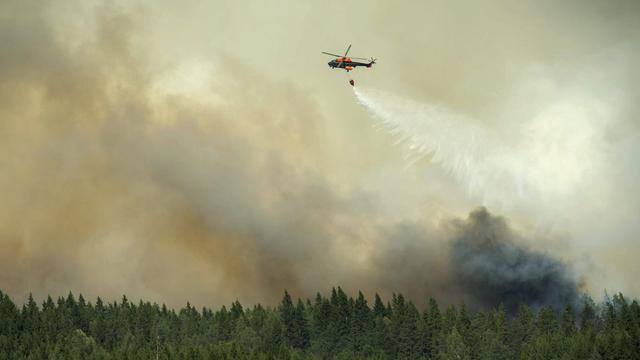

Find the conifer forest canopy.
xmin=0 ymin=288 xmax=638 ymax=359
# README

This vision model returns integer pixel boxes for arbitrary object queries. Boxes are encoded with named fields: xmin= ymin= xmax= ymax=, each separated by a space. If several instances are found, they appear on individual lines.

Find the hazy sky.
xmin=1 ymin=0 xmax=638 ymax=308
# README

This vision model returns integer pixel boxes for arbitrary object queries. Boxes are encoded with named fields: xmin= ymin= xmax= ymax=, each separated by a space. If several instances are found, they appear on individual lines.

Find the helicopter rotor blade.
xmin=344 ymin=44 xmax=351 ymax=57
xmin=351 ymin=57 xmax=369 ymax=61
xmin=322 ymin=51 xmax=342 ymax=57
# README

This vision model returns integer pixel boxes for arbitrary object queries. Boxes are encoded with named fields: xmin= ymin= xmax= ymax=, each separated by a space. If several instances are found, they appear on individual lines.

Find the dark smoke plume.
xmin=450 ymin=207 xmax=580 ymax=312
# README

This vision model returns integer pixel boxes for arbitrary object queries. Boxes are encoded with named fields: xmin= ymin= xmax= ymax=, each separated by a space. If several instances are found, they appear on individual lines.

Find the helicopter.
xmin=322 ymin=44 xmax=376 ymax=73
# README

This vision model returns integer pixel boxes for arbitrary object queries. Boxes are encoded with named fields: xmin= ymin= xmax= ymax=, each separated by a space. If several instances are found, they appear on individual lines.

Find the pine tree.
xmin=328 ymin=287 xmax=352 ymax=353
xmin=493 ymin=304 xmax=508 ymax=345
xmin=22 ymin=293 xmax=40 ymax=335
xmin=280 ymin=290 xmax=296 ymax=348
xmin=310 ymin=293 xmax=332 ymax=356
xmin=390 ymin=294 xmax=419 ymax=359
xmin=473 ymin=305 xmax=510 ymax=360
xmin=263 ymin=312 xmax=284 ymax=355
xmin=351 ymin=291 xmax=372 ymax=353
xmin=424 ymin=297 xmax=442 ymax=359
xmin=439 ymin=327 xmax=470 ymax=360
xmin=442 ymin=305 xmax=458 ymax=335
xmin=537 ymin=306 xmax=558 ymax=336
xmin=0 ymin=291 xmax=19 ymax=355
xmin=510 ymin=303 xmax=534 ymax=357
xmin=293 ymin=299 xmax=310 ymax=349
xmin=561 ymin=304 xmax=577 ymax=337
xmin=581 ymin=297 xmax=597 ymax=332
xmin=373 ymin=313 xmax=392 ymax=358
xmin=630 ymin=300 xmax=640 ymax=358
xmin=457 ymin=303 xmax=471 ymax=338
xmin=603 ymin=300 xmax=617 ymax=331
xmin=373 ymin=293 xmax=387 ymax=318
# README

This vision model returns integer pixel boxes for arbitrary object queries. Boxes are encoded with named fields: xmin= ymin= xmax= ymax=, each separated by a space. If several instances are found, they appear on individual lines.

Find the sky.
xmin=1 ymin=0 xmax=639 ymax=309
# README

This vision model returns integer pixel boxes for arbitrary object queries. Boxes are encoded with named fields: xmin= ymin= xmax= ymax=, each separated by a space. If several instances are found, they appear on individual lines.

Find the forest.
xmin=0 ymin=288 xmax=638 ymax=359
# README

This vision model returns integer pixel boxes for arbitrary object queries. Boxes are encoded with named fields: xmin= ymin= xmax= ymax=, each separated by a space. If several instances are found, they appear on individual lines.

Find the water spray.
xmin=353 ymin=87 xmax=493 ymax=198
xmin=352 ymin=86 xmax=602 ymax=209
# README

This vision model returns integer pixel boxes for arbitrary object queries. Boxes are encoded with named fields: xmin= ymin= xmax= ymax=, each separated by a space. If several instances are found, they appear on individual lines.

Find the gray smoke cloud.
xmin=450 ymin=207 xmax=580 ymax=311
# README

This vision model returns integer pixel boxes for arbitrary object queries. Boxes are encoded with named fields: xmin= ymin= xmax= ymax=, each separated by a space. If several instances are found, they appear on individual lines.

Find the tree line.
xmin=0 ymin=288 xmax=638 ymax=359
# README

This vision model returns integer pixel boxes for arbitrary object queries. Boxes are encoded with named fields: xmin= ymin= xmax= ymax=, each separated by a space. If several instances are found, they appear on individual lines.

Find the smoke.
xmin=0 ymin=0 xmax=339 ymax=307
xmin=1 ymin=0 xmax=638 ymax=310
xmin=362 ymin=207 xmax=581 ymax=311
xmin=450 ymin=207 xmax=580 ymax=312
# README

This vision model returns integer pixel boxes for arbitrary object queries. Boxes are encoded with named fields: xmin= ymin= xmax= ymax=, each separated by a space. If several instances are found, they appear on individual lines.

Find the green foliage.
xmin=0 ymin=289 xmax=638 ymax=359
xmin=439 ymin=327 xmax=470 ymax=360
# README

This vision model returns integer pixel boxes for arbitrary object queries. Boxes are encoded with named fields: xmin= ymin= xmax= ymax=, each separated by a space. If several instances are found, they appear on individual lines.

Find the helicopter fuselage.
xmin=328 ymin=57 xmax=373 ymax=72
